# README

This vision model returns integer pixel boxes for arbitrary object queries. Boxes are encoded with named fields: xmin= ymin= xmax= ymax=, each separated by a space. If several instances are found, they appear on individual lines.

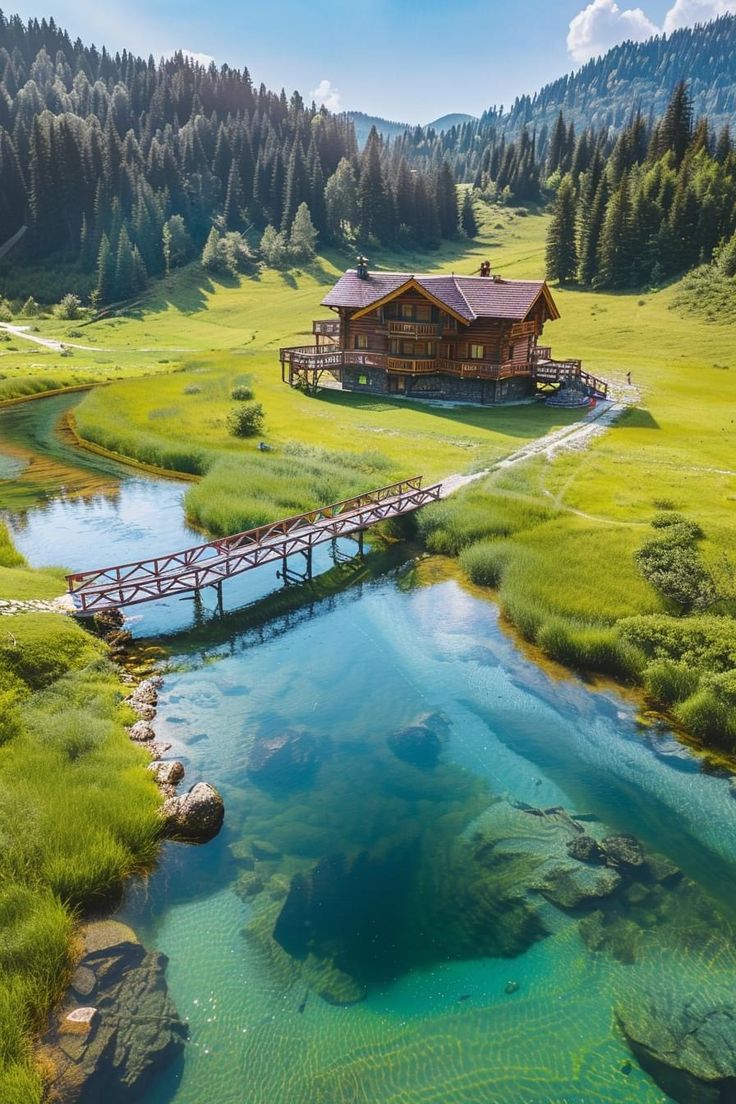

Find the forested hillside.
xmin=497 ymin=14 xmax=736 ymax=136
xmin=545 ymin=83 xmax=736 ymax=290
xmin=0 ymin=11 xmax=460 ymax=302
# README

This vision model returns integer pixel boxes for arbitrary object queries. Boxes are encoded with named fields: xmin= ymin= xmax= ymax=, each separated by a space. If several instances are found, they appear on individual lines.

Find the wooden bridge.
xmin=66 ymin=477 xmax=441 ymax=615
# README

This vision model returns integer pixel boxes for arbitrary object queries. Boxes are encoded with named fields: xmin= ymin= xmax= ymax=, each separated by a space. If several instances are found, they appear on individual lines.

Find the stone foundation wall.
xmin=339 ymin=367 xmax=535 ymax=405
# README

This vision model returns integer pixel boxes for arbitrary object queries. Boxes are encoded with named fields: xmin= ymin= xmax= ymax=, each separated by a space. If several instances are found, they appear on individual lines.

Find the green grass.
xmin=12 ymin=201 xmax=736 ymax=749
xmin=0 ymin=527 xmax=161 ymax=1101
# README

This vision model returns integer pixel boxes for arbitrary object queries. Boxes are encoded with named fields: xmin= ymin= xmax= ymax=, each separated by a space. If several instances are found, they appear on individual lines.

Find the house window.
xmin=416 ymin=304 xmax=431 ymax=322
xmin=400 ymin=303 xmax=413 ymax=320
xmin=470 ymin=344 xmax=484 ymax=360
xmin=355 ymin=334 xmax=368 ymax=349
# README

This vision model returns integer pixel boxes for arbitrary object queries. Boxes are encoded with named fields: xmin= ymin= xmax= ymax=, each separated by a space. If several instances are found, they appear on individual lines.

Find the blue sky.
xmin=7 ymin=0 xmax=735 ymax=120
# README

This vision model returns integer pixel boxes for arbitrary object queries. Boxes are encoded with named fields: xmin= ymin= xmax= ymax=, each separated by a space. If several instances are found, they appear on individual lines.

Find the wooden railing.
xmin=280 ymin=346 xmax=537 ymax=380
xmin=386 ymin=321 xmax=442 ymax=338
xmin=67 ymin=478 xmax=442 ymax=613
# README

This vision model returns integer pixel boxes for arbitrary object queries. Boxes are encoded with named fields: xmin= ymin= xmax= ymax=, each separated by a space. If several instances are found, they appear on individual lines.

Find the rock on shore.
xmin=40 ymin=920 xmax=187 ymax=1103
xmin=162 ymin=782 xmax=225 ymax=842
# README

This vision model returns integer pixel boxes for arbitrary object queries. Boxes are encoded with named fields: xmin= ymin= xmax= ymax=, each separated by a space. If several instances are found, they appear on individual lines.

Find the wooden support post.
xmin=358 ymin=529 xmax=364 ymax=558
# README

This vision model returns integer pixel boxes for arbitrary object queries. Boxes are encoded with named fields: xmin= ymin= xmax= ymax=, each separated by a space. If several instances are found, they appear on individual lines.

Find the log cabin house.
xmin=279 ymin=260 xmax=607 ymax=404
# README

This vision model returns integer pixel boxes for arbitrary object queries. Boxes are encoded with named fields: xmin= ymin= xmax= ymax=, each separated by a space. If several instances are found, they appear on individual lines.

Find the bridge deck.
xmin=66 ymin=477 xmax=441 ymax=614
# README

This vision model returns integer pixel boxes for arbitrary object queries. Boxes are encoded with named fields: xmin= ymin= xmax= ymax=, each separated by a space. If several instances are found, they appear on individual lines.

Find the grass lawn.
xmin=0 ymin=526 xmax=162 ymax=1103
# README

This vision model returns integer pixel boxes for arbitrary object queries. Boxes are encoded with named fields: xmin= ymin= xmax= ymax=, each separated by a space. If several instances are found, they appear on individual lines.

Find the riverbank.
xmin=0 ymin=522 xmax=165 ymax=1102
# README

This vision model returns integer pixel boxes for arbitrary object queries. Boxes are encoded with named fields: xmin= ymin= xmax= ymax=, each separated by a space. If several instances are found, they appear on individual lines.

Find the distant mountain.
xmin=494 ymin=13 xmax=736 ymax=135
xmin=347 ymin=111 xmax=478 ymax=147
xmin=427 ymin=113 xmax=477 ymax=131
xmin=347 ymin=112 xmax=413 ymax=147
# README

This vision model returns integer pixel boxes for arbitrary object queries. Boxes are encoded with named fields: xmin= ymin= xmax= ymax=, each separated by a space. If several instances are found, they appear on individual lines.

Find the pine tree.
xmin=113 ymin=225 xmax=138 ymax=300
xmin=223 ymin=161 xmax=243 ymax=230
xmin=202 ymin=227 xmax=220 ymax=271
xmin=358 ymin=128 xmax=394 ymax=244
xmin=436 ymin=161 xmax=459 ymax=239
xmin=288 ymin=202 xmax=317 ymax=261
xmin=597 ymin=174 xmax=635 ymax=288
xmin=577 ymin=175 xmax=608 ymax=285
xmin=324 ymin=158 xmax=358 ymax=241
xmin=95 ymin=232 xmax=113 ymax=302
xmin=460 ymin=191 xmax=478 ymax=237
xmin=545 ymin=175 xmax=578 ymax=283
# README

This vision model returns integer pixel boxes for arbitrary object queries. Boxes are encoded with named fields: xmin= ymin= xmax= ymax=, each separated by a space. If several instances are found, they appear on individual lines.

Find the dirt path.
xmin=0 ymin=322 xmax=109 ymax=352
xmin=439 ymin=398 xmax=628 ymax=498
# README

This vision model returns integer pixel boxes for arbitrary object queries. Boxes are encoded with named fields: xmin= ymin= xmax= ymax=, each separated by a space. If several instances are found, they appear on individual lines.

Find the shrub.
xmin=231 ymin=385 xmax=254 ymax=401
xmin=227 ymin=401 xmax=265 ymax=437
xmin=260 ymin=225 xmax=289 ymax=268
xmin=0 ymin=299 xmax=12 ymax=322
xmin=676 ymin=687 xmax=736 ymax=749
xmin=19 ymin=297 xmax=38 ymax=318
xmin=459 ymin=540 xmax=511 ymax=587
xmin=183 ymin=385 xmax=202 ymax=395
xmin=54 ymin=293 xmax=83 ymax=320
xmin=202 ymin=229 xmax=255 ymax=276
xmin=643 ymin=659 xmax=700 ymax=705
xmin=636 ymin=525 xmax=715 ymax=611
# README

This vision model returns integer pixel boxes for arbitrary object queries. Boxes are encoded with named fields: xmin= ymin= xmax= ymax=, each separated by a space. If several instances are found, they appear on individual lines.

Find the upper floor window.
xmin=400 ymin=303 xmax=414 ymax=320
xmin=469 ymin=344 xmax=484 ymax=360
xmin=415 ymin=304 xmax=431 ymax=322
xmin=355 ymin=334 xmax=368 ymax=349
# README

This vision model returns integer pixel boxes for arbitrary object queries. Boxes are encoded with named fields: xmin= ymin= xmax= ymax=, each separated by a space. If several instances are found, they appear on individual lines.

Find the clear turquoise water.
xmin=3 ymin=396 xmax=736 ymax=1104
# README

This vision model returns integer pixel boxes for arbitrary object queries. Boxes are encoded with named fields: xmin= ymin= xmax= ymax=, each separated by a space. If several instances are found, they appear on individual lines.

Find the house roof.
xmin=321 ymin=270 xmax=560 ymax=323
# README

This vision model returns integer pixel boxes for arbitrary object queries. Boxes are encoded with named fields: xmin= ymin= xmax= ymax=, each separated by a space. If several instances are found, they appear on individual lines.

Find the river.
xmin=2 ymin=393 xmax=736 ymax=1104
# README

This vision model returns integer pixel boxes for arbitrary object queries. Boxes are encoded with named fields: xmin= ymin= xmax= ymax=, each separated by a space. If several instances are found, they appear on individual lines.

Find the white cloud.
xmin=310 ymin=78 xmax=342 ymax=112
xmin=166 ymin=48 xmax=216 ymax=68
xmin=567 ymin=0 xmax=659 ymax=62
xmin=663 ymin=0 xmax=736 ymax=32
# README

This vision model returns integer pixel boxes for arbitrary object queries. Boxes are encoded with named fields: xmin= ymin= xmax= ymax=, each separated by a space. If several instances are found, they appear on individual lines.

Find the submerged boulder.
xmin=602 ymin=834 xmax=645 ymax=871
xmin=387 ymin=711 xmax=450 ymax=768
xmin=541 ymin=861 xmax=622 ymax=909
xmin=162 ymin=782 xmax=224 ymax=842
xmin=566 ymin=834 xmax=605 ymax=864
xmin=617 ymin=997 xmax=736 ymax=1104
xmin=247 ymin=729 xmax=326 ymax=788
xmin=40 ymin=920 xmax=187 ymax=1104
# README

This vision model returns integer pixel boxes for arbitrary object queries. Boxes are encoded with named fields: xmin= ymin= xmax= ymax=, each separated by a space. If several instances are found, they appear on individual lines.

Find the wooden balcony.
xmin=280 ymin=346 xmax=535 ymax=381
xmin=386 ymin=320 xmax=442 ymax=339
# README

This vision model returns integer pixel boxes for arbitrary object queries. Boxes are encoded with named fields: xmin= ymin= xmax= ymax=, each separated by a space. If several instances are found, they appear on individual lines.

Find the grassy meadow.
xmin=0 ymin=527 xmax=162 ymax=1103
xmin=3 ymin=200 xmax=735 ymax=749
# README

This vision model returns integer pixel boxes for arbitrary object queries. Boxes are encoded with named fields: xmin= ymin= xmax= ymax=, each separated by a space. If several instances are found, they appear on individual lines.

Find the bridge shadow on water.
xmin=147 ymin=541 xmax=415 ymax=655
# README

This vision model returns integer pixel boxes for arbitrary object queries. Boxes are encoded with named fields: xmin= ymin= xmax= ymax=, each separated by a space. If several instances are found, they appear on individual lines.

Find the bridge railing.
xmin=66 ymin=477 xmax=425 ymax=595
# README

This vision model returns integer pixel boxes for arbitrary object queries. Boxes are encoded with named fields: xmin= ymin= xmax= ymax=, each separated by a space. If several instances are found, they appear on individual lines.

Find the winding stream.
xmin=2 ymin=394 xmax=736 ymax=1104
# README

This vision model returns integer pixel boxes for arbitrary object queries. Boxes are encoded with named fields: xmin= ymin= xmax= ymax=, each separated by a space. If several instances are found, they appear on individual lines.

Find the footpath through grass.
xmin=0 ymin=526 xmax=161 ymax=1103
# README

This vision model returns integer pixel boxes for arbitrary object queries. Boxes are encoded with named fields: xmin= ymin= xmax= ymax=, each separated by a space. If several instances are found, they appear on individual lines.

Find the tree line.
xmin=545 ymin=83 xmax=736 ymax=289
xmin=0 ymin=11 xmax=467 ymax=302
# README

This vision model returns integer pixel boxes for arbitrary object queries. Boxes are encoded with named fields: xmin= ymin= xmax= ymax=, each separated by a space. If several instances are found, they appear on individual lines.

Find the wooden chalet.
xmin=280 ymin=259 xmax=607 ymax=404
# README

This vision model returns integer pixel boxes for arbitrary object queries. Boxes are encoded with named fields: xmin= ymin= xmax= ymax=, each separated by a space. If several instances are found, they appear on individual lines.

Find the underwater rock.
xmin=504 ymin=980 xmax=520 ymax=995
xmin=251 ymin=838 xmax=282 ymax=860
xmin=541 ymin=861 xmax=622 ymax=909
xmin=162 ymin=782 xmax=224 ymax=842
xmin=645 ymin=852 xmax=682 ymax=886
xmin=578 ymin=910 xmax=641 ymax=964
xmin=235 ymin=870 xmax=265 ymax=900
xmin=40 ymin=920 xmax=187 ymax=1104
xmin=566 ymin=834 xmax=605 ymax=864
xmin=387 ymin=712 xmax=449 ymax=768
xmin=602 ymin=835 xmax=645 ymax=871
xmin=247 ymin=729 xmax=326 ymax=788
xmin=617 ymin=997 xmax=736 ymax=1104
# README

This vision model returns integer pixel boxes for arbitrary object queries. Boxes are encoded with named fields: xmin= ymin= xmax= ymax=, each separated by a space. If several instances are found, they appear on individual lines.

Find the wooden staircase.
xmin=532 ymin=347 xmax=608 ymax=399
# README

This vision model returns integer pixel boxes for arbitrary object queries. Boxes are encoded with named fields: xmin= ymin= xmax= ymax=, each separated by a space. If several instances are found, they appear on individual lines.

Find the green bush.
xmin=459 ymin=540 xmax=511 ymax=587
xmin=231 ymin=385 xmax=254 ymax=401
xmin=643 ymin=659 xmax=700 ymax=705
xmin=54 ymin=293 xmax=83 ymax=320
xmin=676 ymin=687 xmax=736 ymax=748
xmin=227 ymin=401 xmax=265 ymax=437
xmin=636 ymin=525 xmax=715 ymax=611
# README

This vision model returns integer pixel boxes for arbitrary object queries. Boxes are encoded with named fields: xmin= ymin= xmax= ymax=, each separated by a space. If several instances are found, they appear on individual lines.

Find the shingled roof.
xmin=321 ymin=271 xmax=559 ymax=322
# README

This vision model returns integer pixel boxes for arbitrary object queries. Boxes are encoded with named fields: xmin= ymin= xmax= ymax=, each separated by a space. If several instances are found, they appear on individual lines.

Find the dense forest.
xmin=545 ymin=83 xmax=736 ymax=290
xmin=0 ymin=11 xmax=461 ymax=302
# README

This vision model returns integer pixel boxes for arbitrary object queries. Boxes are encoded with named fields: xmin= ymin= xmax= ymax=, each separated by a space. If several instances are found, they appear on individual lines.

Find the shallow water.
xmin=3 ymin=395 xmax=736 ymax=1104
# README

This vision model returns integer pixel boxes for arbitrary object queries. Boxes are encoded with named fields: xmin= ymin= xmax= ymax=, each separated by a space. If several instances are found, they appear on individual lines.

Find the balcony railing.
xmin=280 ymin=346 xmax=535 ymax=380
xmin=386 ymin=321 xmax=442 ymax=339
